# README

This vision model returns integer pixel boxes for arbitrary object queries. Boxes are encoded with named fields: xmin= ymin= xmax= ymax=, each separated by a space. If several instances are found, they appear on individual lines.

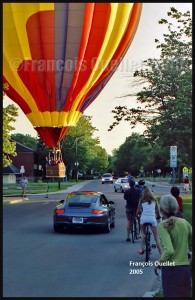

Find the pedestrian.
xmin=170 ymin=186 xmax=183 ymax=218
xmin=155 ymin=194 xmax=192 ymax=297
xmin=20 ymin=176 xmax=28 ymax=197
xmin=183 ymin=176 xmax=190 ymax=193
xmin=124 ymin=179 xmax=142 ymax=242
xmin=136 ymin=187 xmax=162 ymax=255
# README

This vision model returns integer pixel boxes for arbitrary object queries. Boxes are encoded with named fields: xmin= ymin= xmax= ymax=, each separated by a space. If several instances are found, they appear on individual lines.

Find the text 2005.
xmin=129 ymin=269 xmax=143 ymax=275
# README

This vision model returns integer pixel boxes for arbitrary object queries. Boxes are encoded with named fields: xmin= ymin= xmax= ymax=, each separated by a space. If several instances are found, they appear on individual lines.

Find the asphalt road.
xmin=3 ymin=179 xmax=181 ymax=297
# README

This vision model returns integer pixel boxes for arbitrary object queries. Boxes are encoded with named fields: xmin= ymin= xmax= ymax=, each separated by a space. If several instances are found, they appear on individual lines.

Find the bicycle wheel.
xmin=137 ymin=217 xmax=141 ymax=238
xmin=145 ymin=230 xmax=151 ymax=262
xmin=130 ymin=222 xmax=135 ymax=243
xmin=134 ymin=219 xmax=139 ymax=240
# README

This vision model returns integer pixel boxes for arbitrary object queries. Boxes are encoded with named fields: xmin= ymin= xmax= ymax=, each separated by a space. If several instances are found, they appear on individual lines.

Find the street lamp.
xmin=74 ymin=136 xmax=83 ymax=182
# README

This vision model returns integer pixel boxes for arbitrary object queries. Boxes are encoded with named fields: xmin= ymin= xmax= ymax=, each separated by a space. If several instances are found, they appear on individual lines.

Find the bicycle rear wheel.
xmin=131 ymin=222 xmax=135 ymax=243
xmin=145 ymin=231 xmax=151 ymax=262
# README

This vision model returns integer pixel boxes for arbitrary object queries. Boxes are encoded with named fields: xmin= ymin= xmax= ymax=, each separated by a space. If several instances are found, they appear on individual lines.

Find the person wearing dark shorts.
xmin=124 ymin=180 xmax=142 ymax=242
xmin=155 ymin=194 xmax=192 ymax=297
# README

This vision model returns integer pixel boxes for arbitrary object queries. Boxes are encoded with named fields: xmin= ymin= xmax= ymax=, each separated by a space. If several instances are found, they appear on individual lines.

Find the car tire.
xmin=103 ymin=218 xmax=111 ymax=233
xmin=102 ymin=182 xmax=104 ymax=184
xmin=54 ymin=224 xmax=63 ymax=233
xmin=114 ymin=187 xmax=117 ymax=192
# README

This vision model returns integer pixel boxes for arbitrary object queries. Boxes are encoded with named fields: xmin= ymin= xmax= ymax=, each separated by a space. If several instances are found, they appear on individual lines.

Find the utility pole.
xmin=75 ymin=136 xmax=83 ymax=182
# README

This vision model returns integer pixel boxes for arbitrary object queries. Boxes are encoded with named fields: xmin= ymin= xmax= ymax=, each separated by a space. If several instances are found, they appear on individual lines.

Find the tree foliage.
xmin=61 ymin=115 xmax=109 ymax=177
xmin=109 ymin=7 xmax=192 ymax=167
xmin=3 ymin=104 xmax=18 ymax=167
xmin=11 ymin=133 xmax=38 ymax=150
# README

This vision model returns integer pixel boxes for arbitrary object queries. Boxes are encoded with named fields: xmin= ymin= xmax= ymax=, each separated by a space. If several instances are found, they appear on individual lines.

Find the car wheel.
xmin=103 ymin=218 xmax=111 ymax=233
xmin=54 ymin=224 xmax=63 ymax=232
xmin=102 ymin=182 xmax=104 ymax=184
xmin=114 ymin=187 xmax=117 ymax=192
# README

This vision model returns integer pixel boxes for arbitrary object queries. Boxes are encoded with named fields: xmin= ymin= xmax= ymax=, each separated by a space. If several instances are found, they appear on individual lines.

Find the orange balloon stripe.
xmin=25 ymin=11 xmax=55 ymax=111
xmin=78 ymin=3 xmax=143 ymax=112
xmin=64 ymin=3 xmax=111 ymax=112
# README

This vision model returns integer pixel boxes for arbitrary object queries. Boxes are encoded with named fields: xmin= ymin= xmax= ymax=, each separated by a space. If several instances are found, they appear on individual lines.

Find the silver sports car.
xmin=53 ymin=191 xmax=115 ymax=233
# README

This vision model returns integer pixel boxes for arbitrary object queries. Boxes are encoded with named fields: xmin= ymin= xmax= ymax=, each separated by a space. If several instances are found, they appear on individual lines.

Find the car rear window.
xmin=102 ymin=174 xmax=112 ymax=177
xmin=66 ymin=195 xmax=98 ymax=204
xmin=121 ymin=179 xmax=128 ymax=183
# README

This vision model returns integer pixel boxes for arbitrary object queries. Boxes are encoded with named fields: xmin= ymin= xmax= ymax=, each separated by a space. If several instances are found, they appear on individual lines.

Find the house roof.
xmin=3 ymin=163 xmax=20 ymax=174
xmin=12 ymin=141 xmax=35 ymax=153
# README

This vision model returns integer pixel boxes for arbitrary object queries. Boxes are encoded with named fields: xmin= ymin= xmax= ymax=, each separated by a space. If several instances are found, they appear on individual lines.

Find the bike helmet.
xmin=138 ymin=179 xmax=145 ymax=186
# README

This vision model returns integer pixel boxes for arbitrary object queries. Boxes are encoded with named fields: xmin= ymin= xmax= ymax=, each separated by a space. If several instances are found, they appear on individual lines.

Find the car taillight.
xmin=91 ymin=209 xmax=104 ymax=214
xmin=55 ymin=209 xmax=65 ymax=214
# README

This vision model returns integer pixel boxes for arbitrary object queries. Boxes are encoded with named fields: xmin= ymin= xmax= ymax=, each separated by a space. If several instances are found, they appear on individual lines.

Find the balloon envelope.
xmin=3 ymin=3 xmax=142 ymax=147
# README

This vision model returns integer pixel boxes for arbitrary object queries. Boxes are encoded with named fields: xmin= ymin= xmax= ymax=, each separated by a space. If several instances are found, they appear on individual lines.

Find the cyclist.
xmin=126 ymin=172 xmax=134 ymax=183
xmin=136 ymin=187 xmax=162 ymax=255
xmin=124 ymin=179 xmax=142 ymax=242
xmin=136 ymin=179 xmax=146 ymax=194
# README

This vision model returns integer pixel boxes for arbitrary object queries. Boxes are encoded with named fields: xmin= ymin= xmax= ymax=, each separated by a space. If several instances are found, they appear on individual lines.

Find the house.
xmin=3 ymin=163 xmax=20 ymax=184
xmin=3 ymin=141 xmax=39 ymax=183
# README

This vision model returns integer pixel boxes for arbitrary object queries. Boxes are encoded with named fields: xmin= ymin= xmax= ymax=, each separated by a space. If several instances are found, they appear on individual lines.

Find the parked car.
xmin=53 ymin=191 xmax=115 ymax=233
xmin=101 ymin=173 xmax=113 ymax=184
xmin=114 ymin=177 xmax=129 ymax=193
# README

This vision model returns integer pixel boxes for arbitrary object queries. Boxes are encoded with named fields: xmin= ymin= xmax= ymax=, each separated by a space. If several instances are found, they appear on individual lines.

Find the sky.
xmin=3 ymin=3 xmax=192 ymax=155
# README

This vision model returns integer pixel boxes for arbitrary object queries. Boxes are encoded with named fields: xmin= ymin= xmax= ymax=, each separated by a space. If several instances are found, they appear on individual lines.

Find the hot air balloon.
xmin=3 ymin=3 xmax=142 ymax=176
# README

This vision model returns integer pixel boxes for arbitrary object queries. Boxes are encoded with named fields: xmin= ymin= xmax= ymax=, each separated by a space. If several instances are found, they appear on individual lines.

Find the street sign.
xmin=170 ymin=146 xmax=177 ymax=167
xmin=20 ymin=166 xmax=25 ymax=173
xmin=183 ymin=166 xmax=188 ymax=177
xmin=170 ymin=146 xmax=177 ymax=155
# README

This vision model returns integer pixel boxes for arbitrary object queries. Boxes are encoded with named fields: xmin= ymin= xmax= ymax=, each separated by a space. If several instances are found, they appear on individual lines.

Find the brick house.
xmin=3 ymin=141 xmax=39 ymax=183
xmin=12 ymin=142 xmax=35 ymax=177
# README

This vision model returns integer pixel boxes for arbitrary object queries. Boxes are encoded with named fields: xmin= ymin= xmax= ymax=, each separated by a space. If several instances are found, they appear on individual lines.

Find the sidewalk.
xmin=3 ymin=180 xmax=93 ymax=205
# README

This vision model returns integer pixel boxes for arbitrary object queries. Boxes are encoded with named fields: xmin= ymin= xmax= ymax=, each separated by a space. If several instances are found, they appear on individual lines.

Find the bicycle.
xmin=143 ymin=222 xmax=157 ymax=262
xmin=130 ymin=215 xmax=141 ymax=243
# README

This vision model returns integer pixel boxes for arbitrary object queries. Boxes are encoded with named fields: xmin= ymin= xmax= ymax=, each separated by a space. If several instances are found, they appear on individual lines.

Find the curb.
xmin=3 ymin=180 xmax=93 ymax=205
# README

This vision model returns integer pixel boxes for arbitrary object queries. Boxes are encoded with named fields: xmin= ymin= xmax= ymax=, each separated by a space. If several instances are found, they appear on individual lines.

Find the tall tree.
xmin=3 ymin=104 xmax=18 ymax=167
xmin=109 ymin=8 xmax=192 ymax=166
xmin=11 ymin=133 xmax=38 ymax=150
xmin=61 ymin=115 xmax=109 ymax=178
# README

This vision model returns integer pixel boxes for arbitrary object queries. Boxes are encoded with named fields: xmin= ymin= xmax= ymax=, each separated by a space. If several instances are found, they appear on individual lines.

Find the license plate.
xmin=72 ymin=217 xmax=83 ymax=223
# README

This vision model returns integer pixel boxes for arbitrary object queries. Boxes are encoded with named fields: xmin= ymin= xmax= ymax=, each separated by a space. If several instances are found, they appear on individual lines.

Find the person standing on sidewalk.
xmin=170 ymin=186 xmax=183 ymax=218
xmin=155 ymin=194 xmax=192 ymax=297
xmin=183 ymin=176 xmax=190 ymax=193
xmin=20 ymin=177 xmax=28 ymax=197
xmin=124 ymin=179 xmax=142 ymax=242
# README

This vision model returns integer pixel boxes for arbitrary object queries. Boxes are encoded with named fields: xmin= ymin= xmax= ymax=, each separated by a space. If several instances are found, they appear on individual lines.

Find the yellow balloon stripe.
xmin=70 ymin=3 xmax=133 ymax=112
xmin=27 ymin=111 xmax=82 ymax=127
xmin=3 ymin=3 xmax=54 ymax=121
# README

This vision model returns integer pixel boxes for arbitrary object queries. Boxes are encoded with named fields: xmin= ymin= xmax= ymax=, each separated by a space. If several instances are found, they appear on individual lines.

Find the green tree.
xmin=61 ymin=116 xmax=109 ymax=178
xmin=109 ymin=8 xmax=192 ymax=167
xmin=3 ymin=104 xmax=18 ymax=167
xmin=113 ymin=133 xmax=151 ymax=176
xmin=11 ymin=133 xmax=38 ymax=150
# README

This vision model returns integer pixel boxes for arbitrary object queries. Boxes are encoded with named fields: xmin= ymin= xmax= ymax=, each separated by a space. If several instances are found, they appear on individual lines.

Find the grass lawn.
xmin=3 ymin=180 xmax=83 ymax=195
